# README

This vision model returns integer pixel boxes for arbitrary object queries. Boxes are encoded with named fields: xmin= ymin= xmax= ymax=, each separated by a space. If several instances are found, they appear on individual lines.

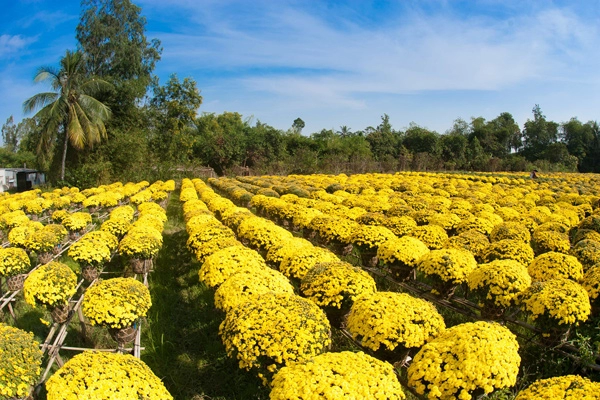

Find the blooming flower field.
xmin=2 ymin=172 xmax=600 ymax=399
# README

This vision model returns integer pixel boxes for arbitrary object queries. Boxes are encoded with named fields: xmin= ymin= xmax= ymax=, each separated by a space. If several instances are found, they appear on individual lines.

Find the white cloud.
xmin=0 ymin=35 xmax=35 ymax=57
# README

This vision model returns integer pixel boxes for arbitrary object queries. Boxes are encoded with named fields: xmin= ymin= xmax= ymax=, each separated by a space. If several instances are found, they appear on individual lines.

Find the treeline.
xmin=2 ymin=0 xmax=600 ymax=188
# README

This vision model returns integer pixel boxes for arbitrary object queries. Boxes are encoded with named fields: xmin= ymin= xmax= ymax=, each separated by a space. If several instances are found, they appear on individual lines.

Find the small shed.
xmin=0 ymin=168 xmax=46 ymax=192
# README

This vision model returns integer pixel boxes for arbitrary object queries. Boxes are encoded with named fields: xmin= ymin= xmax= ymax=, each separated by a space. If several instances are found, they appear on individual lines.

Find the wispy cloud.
xmin=19 ymin=10 xmax=77 ymax=29
xmin=145 ymin=1 xmax=600 ymax=104
xmin=0 ymin=35 xmax=36 ymax=58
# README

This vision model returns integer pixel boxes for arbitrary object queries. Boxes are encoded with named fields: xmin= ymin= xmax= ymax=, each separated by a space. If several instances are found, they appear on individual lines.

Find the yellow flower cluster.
xmin=0 ymin=247 xmax=30 ymax=277
xmin=515 ymin=374 xmax=600 ymax=399
xmin=377 ymin=236 xmax=429 ymax=268
xmin=279 ymin=246 xmax=340 ymax=280
xmin=528 ymin=252 xmax=584 ymax=282
xmin=0 ymin=324 xmax=42 ymax=400
xmin=51 ymin=209 xmax=69 ymax=223
xmin=570 ymin=239 xmax=600 ymax=269
xmin=45 ymin=351 xmax=172 ymax=400
xmin=468 ymin=259 xmax=531 ymax=308
xmin=482 ymin=239 xmax=535 ymax=266
xmin=410 ymin=225 xmax=449 ymax=250
xmin=214 ymin=267 xmax=294 ymax=313
xmin=490 ymin=221 xmax=531 ymax=243
xmin=518 ymin=279 xmax=591 ymax=326
xmin=300 ymin=261 xmax=377 ymax=309
xmin=68 ymin=230 xmax=114 ymax=267
xmin=407 ymin=321 xmax=520 ymax=400
xmin=237 ymin=217 xmax=294 ymax=252
xmin=82 ymin=277 xmax=151 ymax=329
xmin=118 ymin=225 xmax=163 ymax=259
xmin=456 ymin=216 xmax=496 ymax=236
xmin=199 ymin=245 xmax=268 ymax=288
xmin=8 ymin=221 xmax=42 ymax=248
xmin=346 ymin=292 xmax=445 ymax=351
xmin=219 ymin=292 xmax=331 ymax=384
xmin=417 ymin=248 xmax=478 ymax=285
xmin=266 ymin=237 xmax=313 ymax=267
xmin=62 ymin=211 xmax=92 ymax=232
xmin=270 ymin=351 xmax=406 ymax=399
xmin=350 ymin=225 xmax=396 ymax=252
xmin=23 ymin=261 xmax=77 ymax=308
xmin=443 ymin=229 xmax=489 ymax=261
xmin=582 ymin=264 xmax=600 ymax=301
xmin=531 ymin=230 xmax=570 ymax=255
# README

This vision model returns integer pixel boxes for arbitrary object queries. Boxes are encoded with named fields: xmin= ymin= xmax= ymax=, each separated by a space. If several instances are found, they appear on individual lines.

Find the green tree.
xmin=1 ymin=116 xmax=18 ymax=152
xmin=521 ymin=105 xmax=558 ymax=161
xmin=194 ymin=112 xmax=247 ymax=175
xmin=149 ymin=74 xmax=202 ymax=162
xmin=402 ymin=123 xmax=439 ymax=154
xmin=76 ymin=0 xmax=161 ymax=117
xmin=22 ymin=50 xmax=112 ymax=181
xmin=366 ymin=114 xmax=400 ymax=160
xmin=292 ymin=118 xmax=305 ymax=134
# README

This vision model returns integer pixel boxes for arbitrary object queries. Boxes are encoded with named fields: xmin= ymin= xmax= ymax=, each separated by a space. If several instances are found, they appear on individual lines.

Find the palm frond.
xmin=67 ymin=104 xmax=86 ymax=150
xmin=22 ymin=92 xmax=59 ymax=114
xmin=78 ymin=94 xmax=112 ymax=121
xmin=81 ymin=77 xmax=113 ymax=95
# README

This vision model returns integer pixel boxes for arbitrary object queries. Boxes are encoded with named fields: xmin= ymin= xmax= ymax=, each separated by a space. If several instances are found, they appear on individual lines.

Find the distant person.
xmin=530 ymin=169 xmax=538 ymax=179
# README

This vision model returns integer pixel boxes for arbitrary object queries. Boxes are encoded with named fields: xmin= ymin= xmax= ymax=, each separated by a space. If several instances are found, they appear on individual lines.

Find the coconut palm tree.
xmin=23 ymin=50 xmax=112 ymax=181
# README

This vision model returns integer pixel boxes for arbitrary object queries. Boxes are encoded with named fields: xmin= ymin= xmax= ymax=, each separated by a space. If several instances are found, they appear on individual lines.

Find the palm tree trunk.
xmin=61 ymin=124 xmax=68 ymax=181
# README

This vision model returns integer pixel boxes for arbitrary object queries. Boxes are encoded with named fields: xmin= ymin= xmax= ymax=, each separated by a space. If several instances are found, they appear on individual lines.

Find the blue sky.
xmin=1 ymin=0 xmax=600 ymax=137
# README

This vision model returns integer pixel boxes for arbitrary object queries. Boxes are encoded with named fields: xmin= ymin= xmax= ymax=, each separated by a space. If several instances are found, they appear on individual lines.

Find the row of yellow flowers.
xmin=208 ymin=172 xmax=600 ymax=399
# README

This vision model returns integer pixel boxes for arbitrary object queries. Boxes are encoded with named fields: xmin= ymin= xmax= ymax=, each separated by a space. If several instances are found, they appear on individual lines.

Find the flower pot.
xmin=387 ymin=261 xmax=415 ymax=281
xmin=69 ymin=231 xmax=81 ymax=241
xmin=360 ymin=251 xmax=379 ymax=268
xmin=130 ymin=258 xmax=151 ymax=274
xmin=6 ymin=274 xmax=27 ymax=291
xmin=50 ymin=303 xmax=71 ymax=324
xmin=38 ymin=252 xmax=53 ymax=265
xmin=109 ymin=325 xmax=138 ymax=346
xmin=52 ymin=244 xmax=62 ymax=255
xmin=159 ymin=199 xmax=168 ymax=209
xmin=81 ymin=265 xmax=99 ymax=282
xmin=88 ymin=206 xmax=99 ymax=214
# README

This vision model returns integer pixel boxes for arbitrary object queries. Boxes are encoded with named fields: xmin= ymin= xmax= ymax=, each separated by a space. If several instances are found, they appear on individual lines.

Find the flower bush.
xmin=51 ymin=209 xmax=69 ymax=223
xmin=443 ymin=229 xmax=489 ymax=262
xmin=0 ymin=324 xmax=43 ymax=400
xmin=382 ymin=215 xmax=417 ymax=236
xmin=219 ymin=292 xmax=331 ymax=384
xmin=100 ymin=218 xmax=132 ymax=238
xmin=199 ymin=245 xmax=268 ymax=288
xmin=377 ymin=236 xmax=429 ymax=274
xmin=214 ymin=267 xmax=294 ymax=313
xmin=518 ymin=278 xmax=591 ymax=327
xmin=410 ymin=225 xmax=449 ymax=250
xmin=456 ymin=216 xmax=495 ymax=236
xmin=407 ymin=321 xmax=520 ymax=400
xmin=582 ymin=264 xmax=600 ymax=302
xmin=82 ymin=277 xmax=152 ymax=329
xmin=468 ymin=259 xmax=531 ymax=309
xmin=118 ymin=226 xmax=163 ymax=259
xmin=417 ymin=248 xmax=478 ymax=286
xmin=482 ymin=239 xmax=535 ymax=266
xmin=279 ymin=246 xmax=339 ymax=280
xmin=349 ymin=225 xmax=396 ymax=252
xmin=346 ymin=292 xmax=445 ymax=352
xmin=24 ymin=261 xmax=77 ymax=309
xmin=265 ymin=237 xmax=313 ymax=267
xmin=514 ymin=374 xmax=600 ymax=399
xmin=300 ymin=261 xmax=377 ymax=309
xmin=83 ymin=230 xmax=119 ymax=252
xmin=270 ymin=351 xmax=405 ymax=399
xmin=186 ymin=223 xmax=236 ymax=253
xmin=528 ymin=252 xmax=584 ymax=282
xmin=570 ymin=239 xmax=600 ymax=269
xmin=0 ymin=247 xmax=30 ymax=277
xmin=531 ymin=230 xmax=570 ymax=255
xmin=45 ymin=351 xmax=172 ymax=400
xmin=69 ymin=237 xmax=112 ymax=267
xmin=8 ymin=222 xmax=42 ymax=248
xmin=237 ymin=217 xmax=294 ymax=252
xmin=62 ymin=211 xmax=93 ymax=232
xmin=490 ymin=221 xmax=531 ymax=243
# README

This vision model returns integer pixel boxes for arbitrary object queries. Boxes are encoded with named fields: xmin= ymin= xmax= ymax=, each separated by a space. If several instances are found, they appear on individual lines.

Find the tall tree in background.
xmin=521 ymin=105 xmax=558 ymax=161
xmin=22 ymin=50 xmax=112 ymax=180
xmin=1 ymin=116 xmax=18 ymax=153
xmin=149 ymin=74 xmax=202 ymax=163
xmin=76 ymin=0 xmax=162 ymax=119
